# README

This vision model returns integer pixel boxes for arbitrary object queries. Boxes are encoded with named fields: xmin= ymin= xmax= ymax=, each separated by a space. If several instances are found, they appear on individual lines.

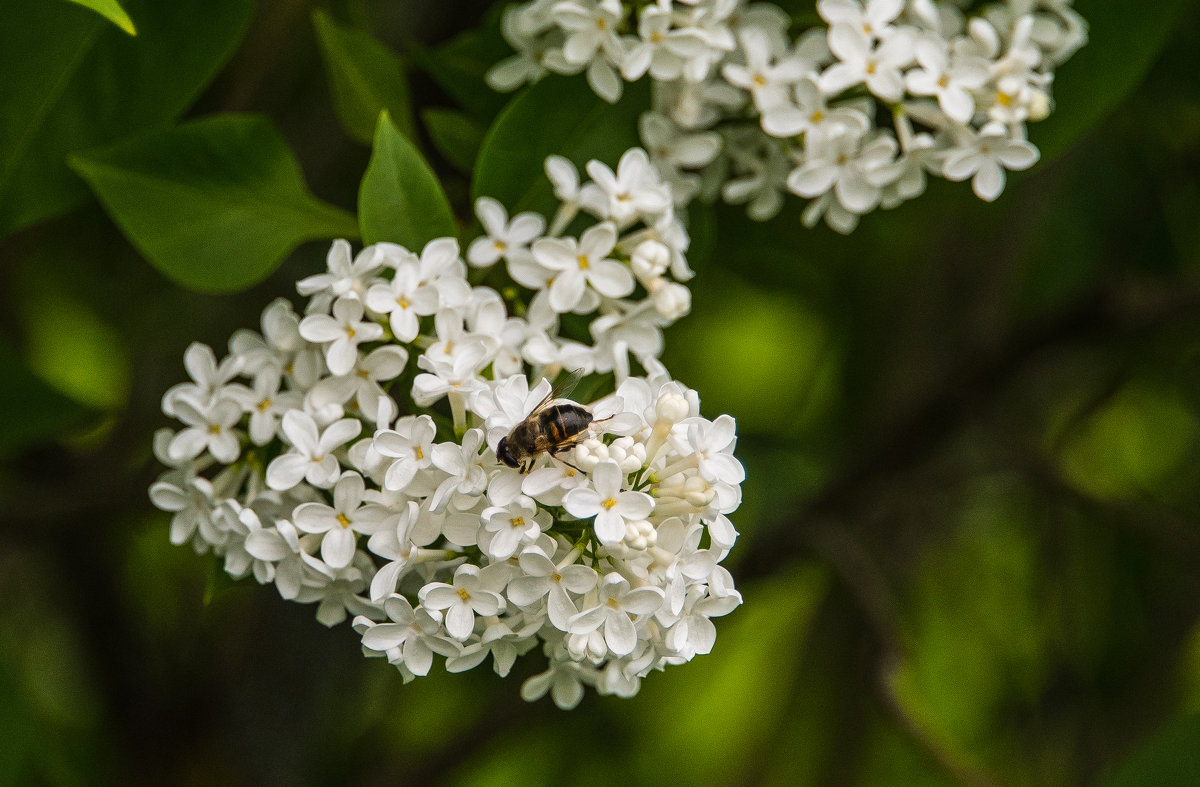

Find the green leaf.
xmin=63 ymin=0 xmax=136 ymax=35
xmin=69 ymin=114 xmax=359 ymax=293
xmin=422 ymin=108 xmax=485 ymax=173
xmin=0 ymin=0 xmax=254 ymax=238
xmin=411 ymin=21 xmax=513 ymax=122
xmin=0 ymin=346 xmax=93 ymax=458
xmin=472 ymin=75 xmax=650 ymax=218
xmin=1104 ymin=714 xmax=1200 ymax=787
xmin=1035 ymin=0 xmax=1190 ymax=161
xmin=312 ymin=10 xmax=416 ymax=147
xmin=358 ymin=111 xmax=457 ymax=249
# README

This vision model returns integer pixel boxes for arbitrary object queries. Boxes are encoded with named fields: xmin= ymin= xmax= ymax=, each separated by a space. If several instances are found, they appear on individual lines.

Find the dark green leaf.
xmin=422 ymin=108 xmax=485 ymax=173
xmin=1035 ymin=0 xmax=1190 ymax=161
xmin=411 ymin=21 xmax=513 ymax=122
xmin=0 ymin=0 xmax=254 ymax=238
xmin=1104 ymin=714 xmax=1200 ymax=787
xmin=63 ymin=0 xmax=136 ymax=35
xmin=70 ymin=115 xmax=360 ymax=293
xmin=472 ymin=75 xmax=650 ymax=218
xmin=0 ymin=346 xmax=93 ymax=458
xmin=358 ymin=111 xmax=457 ymax=249
xmin=312 ymin=10 xmax=417 ymax=147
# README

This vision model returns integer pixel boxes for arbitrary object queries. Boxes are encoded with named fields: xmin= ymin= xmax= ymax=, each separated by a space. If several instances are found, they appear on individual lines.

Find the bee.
xmin=497 ymin=369 xmax=597 ymax=473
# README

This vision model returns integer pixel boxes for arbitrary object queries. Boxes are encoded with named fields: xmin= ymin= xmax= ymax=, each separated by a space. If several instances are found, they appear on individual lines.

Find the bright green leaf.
xmin=422 ymin=108 xmax=485 ymax=174
xmin=63 ymin=0 xmax=136 ymax=35
xmin=473 ymin=76 xmax=649 ymax=218
xmin=0 ymin=0 xmax=254 ymax=238
xmin=69 ymin=114 xmax=359 ymax=293
xmin=358 ymin=111 xmax=457 ymax=249
xmin=1036 ymin=0 xmax=1190 ymax=161
xmin=312 ymin=10 xmax=417 ymax=147
xmin=0 ymin=346 xmax=93 ymax=458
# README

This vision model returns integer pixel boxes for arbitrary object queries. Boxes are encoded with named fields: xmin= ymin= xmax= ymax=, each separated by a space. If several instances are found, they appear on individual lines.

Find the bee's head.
xmin=496 ymin=437 xmax=520 ymax=469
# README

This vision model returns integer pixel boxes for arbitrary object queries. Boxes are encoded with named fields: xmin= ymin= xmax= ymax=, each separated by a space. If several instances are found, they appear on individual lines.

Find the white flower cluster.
xmin=149 ymin=151 xmax=743 ymax=708
xmin=488 ymin=0 xmax=1087 ymax=231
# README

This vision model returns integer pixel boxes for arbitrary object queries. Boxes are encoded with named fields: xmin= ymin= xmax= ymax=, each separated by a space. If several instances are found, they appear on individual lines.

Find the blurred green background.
xmin=4 ymin=0 xmax=1200 ymax=784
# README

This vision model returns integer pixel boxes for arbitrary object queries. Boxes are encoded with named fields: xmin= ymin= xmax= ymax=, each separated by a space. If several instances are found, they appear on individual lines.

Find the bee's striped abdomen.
xmin=538 ymin=403 xmax=593 ymax=445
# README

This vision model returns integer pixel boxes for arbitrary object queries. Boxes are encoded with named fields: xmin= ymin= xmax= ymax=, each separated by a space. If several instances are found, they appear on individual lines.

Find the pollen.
xmin=336 ymin=513 xmax=351 ymax=528
xmin=606 ymin=596 xmax=619 ymax=608
xmin=752 ymin=73 xmax=767 ymax=87
xmin=595 ymin=17 xmax=607 ymax=30
xmin=601 ymin=498 xmax=617 ymax=510
xmin=414 ymin=446 xmax=424 ymax=460
xmin=577 ymin=254 xmax=590 ymax=270
xmin=396 ymin=297 xmax=410 ymax=309
xmin=552 ymin=572 xmax=563 ymax=583
xmin=345 ymin=326 xmax=357 ymax=339
xmin=208 ymin=424 xmax=221 ymax=434
xmin=996 ymin=91 xmax=1013 ymax=107
xmin=510 ymin=516 xmax=526 ymax=527
xmin=650 ymin=31 xmax=663 ymax=43
xmin=457 ymin=587 xmax=471 ymax=601
xmin=810 ymin=110 xmax=824 ymax=123
xmin=357 ymin=369 xmax=371 ymax=379
xmin=937 ymin=74 xmax=950 ymax=89
xmin=256 ymin=398 xmax=272 ymax=413
xmin=493 ymin=239 xmax=508 ymax=252
xmin=444 ymin=339 xmax=455 ymax=354
xmin=865 ymin=60 xmax=877 ymax=75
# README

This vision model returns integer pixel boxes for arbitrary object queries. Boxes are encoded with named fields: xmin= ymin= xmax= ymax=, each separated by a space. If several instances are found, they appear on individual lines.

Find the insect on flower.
xmin=496 ymin=369 xmax=599 ymax=473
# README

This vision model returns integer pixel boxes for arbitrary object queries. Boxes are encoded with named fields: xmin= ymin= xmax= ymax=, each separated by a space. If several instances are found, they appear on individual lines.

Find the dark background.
xmin=3 ymin=0 xmax=1200 ymax=783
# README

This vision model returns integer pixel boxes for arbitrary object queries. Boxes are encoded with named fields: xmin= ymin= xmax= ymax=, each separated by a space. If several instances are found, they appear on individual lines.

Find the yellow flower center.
xmin=336 ymin=513 xmax=351 ymax=528
xmin=601 ymin=498 xmax=617 ymax=510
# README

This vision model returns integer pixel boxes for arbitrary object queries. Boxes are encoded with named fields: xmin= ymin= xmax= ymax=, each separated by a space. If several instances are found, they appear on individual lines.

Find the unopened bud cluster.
xmin=489 ymin=0 xmax=1087 ymax=231
xmin=150 ymin=151 xmax=743 ymax=708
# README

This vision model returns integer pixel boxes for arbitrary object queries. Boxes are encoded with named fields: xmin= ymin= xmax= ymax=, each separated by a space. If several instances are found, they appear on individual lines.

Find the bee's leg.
xmin=550 ymin=448 xmax=586 ymax=474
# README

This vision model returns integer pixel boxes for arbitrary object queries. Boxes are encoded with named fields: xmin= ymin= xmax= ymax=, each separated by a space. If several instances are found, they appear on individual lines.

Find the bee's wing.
xmin=529 ymin=368 xmax=584 ymax=414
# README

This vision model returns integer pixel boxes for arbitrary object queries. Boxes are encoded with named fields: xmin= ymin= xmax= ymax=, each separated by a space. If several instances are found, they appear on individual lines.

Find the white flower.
xmin=363 ymin=260 xmax=438 ymax=343
xmin=942 ymin=125 xmax=1039 ymax=201
xmin=479 ymin=495 xmax=552 ymax=560
xmin=226 ymin=368 xmax=302 ymax=445
xmin=722 ymin=26 xmax=811 ymax=113
xmin=293 ymin=471 xmax=391 ymax=568
xmin=244 ymin=518 xmax=307 ymax=599
xmin=166 ymin=397 xmax=242 ymax=464
xmin=552 ymin=0 xmax=626 ymax=101
xmin=507 ymin=548 xmax=598 ymax=629
xmin=297 ymin=238 xmax=384 ymax=301
xmin=429 ymin=429 xmax=489 ymax=512
xmin=818 ymin=0 xmax=904 ymax=39
xmin=466 ymin=197 xmax=546 ymax=269
xmin=787 ymin=129 xmax=899 ymax=215
xmin=820 ymin=23 xmax=915 ymax=102
xmin=161 ymin=342 xmax=242 ymax=416
xmin=359 ymin=597 xmax=456 ymax=675
xmin=307 ymin=345 xmax=407 ymax=423
xmin=567 ymin=572 xmax=664 ymax=656
xmin=373 ymin=414 xmax=438 ymax=493
xmin=904 ymin=39 xmax=989 ymax=123
xmin=563 ymin=460 xmax=654 ymax=544
xmin=265 ymin=410 xmax=361 ymax=490
xmin=419 ymin=564 xmax=507 ymax=640
xmin=299 ymin=297 xmax=385 ymax=376
xmin=581 ymin=148 xmax=673 ymax=226
xmin=532 ymin=222 xmax=635 ymax=312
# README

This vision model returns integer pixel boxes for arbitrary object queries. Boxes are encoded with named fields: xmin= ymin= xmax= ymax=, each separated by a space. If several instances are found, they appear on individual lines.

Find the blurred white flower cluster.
xmin=488 ymin=0 xmax=1087 ymax=231
xmin=149 ymin=151 xmax=743 ymax=709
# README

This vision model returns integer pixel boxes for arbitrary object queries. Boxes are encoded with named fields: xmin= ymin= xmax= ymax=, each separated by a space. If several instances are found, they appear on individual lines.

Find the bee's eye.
xmin=497 ymin=439 xmax=517 ymax=468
